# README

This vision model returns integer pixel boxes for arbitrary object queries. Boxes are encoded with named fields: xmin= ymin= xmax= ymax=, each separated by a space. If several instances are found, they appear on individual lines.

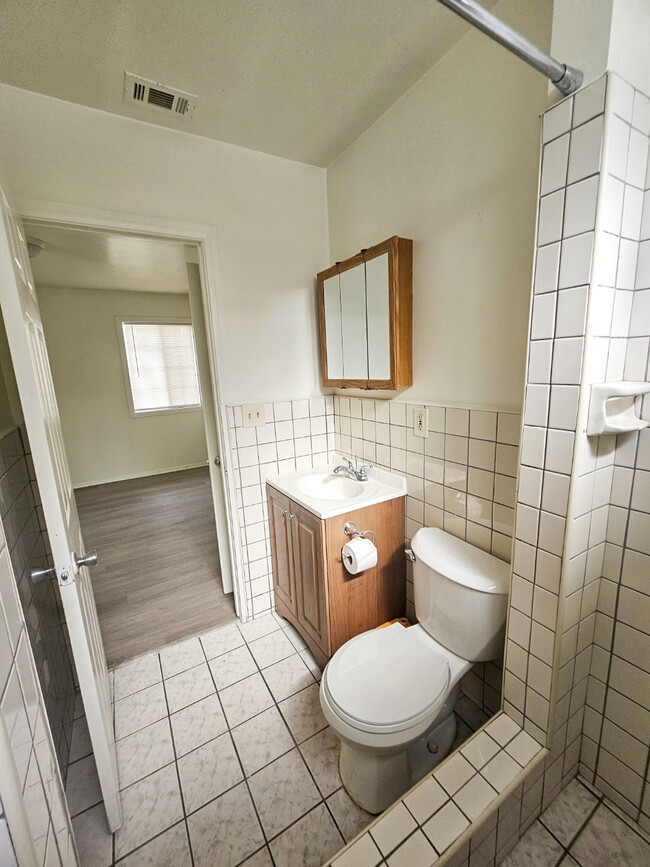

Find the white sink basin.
xmin=295 ymin=472 xmax=376 ymax=501
xmin=267 ymin=459 xmax=407 ymax=519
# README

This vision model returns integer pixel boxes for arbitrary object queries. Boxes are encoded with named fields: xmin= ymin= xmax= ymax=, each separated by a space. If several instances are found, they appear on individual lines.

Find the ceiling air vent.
xmin=123 ymin=72 xmax=197 ymax=120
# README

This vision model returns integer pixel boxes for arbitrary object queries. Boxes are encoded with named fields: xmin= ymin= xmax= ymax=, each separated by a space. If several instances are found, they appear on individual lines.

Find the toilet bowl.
xmin=319 ymin=527 xmax=510 ymax=814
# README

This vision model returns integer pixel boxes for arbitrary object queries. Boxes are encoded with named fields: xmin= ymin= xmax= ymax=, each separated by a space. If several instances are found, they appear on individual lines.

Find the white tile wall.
xmin=226 ymin=397 xmax=335 ymax=618
xmin=334 ymin=396 xmax=520 ymax=719
xmin=0 ymin=517 xmax=77 ymax=865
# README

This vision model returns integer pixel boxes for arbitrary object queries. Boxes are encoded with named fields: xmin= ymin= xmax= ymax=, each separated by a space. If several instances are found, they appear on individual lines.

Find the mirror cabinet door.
xmin=322 ymin=273 xmax=343 ymax=379
xmin=340 ymin=262 xmax=368 ymax=380
xmin=365 ymin=252 xmax=391 ymax=380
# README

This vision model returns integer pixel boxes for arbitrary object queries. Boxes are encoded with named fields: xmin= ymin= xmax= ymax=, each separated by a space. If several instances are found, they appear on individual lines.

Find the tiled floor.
xmin=67 ymin=613 xmax=372 ymax=867
xmin=67 ymin=613 xmax=482 ymax=867
xmin=502 ymin=777 xmax=650 ymax=866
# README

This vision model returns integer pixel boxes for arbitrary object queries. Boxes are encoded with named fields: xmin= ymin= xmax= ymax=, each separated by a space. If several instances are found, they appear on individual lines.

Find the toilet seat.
xmin=322 ymin=623 xmax=450 ymax=735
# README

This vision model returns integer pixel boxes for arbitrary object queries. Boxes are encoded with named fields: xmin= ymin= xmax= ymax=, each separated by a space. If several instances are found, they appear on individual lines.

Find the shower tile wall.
xmin=226 ymin=397 xmax=335 ymax=619
xmin=0 ymin=489 xmax=78 ymax=865
xmin=579 ymin=77 xmax=650 ymax=828
xmin=0 ymin=426 xmax=76 ymax=782
xmin=330 ymin=71 xmax=650 ymax=867
xmin=334 ymin=396 xmax=522 ymax=720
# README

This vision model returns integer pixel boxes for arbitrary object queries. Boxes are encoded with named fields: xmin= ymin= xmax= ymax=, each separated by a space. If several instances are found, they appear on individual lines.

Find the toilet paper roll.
xmin=342 ymin=537 xmax=378 ymax=575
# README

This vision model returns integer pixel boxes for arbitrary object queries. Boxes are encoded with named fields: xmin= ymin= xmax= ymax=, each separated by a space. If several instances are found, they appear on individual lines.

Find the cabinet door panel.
xmin=292 ymin=504 xmax=328 ymax=654
xmin=365 ymin=252 xmax=391 ymax=380
xmin=340 ymin=262 xmax=368 ymax=380
xmin=322 ymin=273 xmax=343 ymax=379
xmin=268 ymin=488 xmax=297 ymax=616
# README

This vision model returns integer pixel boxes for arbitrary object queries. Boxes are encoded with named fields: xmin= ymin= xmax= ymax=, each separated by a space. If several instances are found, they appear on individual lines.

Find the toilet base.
xmin=339 ymin=710 xmax=459 ymax=815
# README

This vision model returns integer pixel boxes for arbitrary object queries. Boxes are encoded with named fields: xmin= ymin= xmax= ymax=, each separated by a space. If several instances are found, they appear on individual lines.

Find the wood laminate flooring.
xmin=75 ymin=467 xmax=236 ymax=667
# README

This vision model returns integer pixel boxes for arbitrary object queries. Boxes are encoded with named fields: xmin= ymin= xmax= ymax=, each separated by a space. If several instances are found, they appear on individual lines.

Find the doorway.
xmin=23 ymin=220 xmax=237 ymax=666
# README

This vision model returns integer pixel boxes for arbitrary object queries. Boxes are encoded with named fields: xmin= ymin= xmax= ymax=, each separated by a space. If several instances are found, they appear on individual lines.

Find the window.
xmin=120 ymin=320 xmax=201 ymax=414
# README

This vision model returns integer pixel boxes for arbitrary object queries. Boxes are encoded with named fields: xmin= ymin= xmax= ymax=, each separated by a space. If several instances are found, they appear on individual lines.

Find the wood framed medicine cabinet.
xmin=317 ymin=235 xmax=413 ymax=390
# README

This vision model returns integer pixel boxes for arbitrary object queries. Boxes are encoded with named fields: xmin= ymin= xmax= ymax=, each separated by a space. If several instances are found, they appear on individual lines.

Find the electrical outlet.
xmin=242 ymin=403 xmax=266 ymax=428
xmin=413 ymin=408 xmax=429 ymax=438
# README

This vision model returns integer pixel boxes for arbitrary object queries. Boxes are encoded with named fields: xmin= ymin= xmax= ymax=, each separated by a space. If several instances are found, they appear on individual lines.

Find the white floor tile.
xmin=279 ymin=683 xmax=326 ymax=743
xmin=248 ymin=630 xmax=296 ymax=669
xmin=70 ymin=803 xmax=113 ymax=867
xmin=116 ymin=718 xmax=175 ymax=790
xmin=219 ymin=673 xmax=274 ymax=728
xmin=113 ymin=654 xmax=161 ymax=702
xmin=114 ymin=682 xmax=167 ymax=739
xmin=209 ymin=644 xmax=258 ymax=689
xmin=326 ymin=787 xmax=374 ymax=843
xmin=238 ymin=614 xmax=280 ymax=643
xmin=248 ymin=749 xmax=320 ymax=838
xmin=65 ymin=755 xmax=102 ymax=817
xmin=200 ymin=622 xmax=245 ymax=659
xmin=263 ymin=655 xmax=315 ymax=702
xmin=177 ymin=731 xmax=243 ymax=813
xmin=231 ymin=705 xmax=294 ymax=776
xmin=187 ymin=781 xmax=265 ymax=867
xmin=164 ymin=663 xmax=215 ymax=714
xmin=169 ymin=693 xmax=228 ymax=757
xmin=117 ymin=822 xmax=192 ymax=867
xmin=114 ymin=764 xmax=184 ymax=859
xmin=159 ymin=637 xmax=205 ymax=679
xmin=269 ymin=803 xmax=344 ymax=867
xmin=299 ymin=726 xmax=341 ymax=797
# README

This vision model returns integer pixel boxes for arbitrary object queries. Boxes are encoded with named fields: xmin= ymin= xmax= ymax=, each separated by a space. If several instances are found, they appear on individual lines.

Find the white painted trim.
xmin=18 ymin=197 xmax=244 ymax=619
xmin=73 ymin=461 xmax=209 ymax=490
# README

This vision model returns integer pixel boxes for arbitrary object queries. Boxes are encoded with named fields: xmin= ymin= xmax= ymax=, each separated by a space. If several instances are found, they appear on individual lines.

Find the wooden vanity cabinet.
xmin=267 ymin=484 xmax=405 ymax=669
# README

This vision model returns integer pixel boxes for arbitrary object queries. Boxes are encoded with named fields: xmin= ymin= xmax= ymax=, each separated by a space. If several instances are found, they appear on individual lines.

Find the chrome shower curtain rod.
xmin=438 ymin=0 xmax=583 ymax=95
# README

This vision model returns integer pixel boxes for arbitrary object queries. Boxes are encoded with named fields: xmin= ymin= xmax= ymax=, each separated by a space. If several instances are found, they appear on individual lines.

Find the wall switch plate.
xmin=242 ymin=403 xmax=266 ymax=428
xmin=413 ymin=408 xmax=429 ymax=438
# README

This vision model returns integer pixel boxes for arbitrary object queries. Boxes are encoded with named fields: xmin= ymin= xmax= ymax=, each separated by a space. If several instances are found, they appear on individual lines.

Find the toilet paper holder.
xmin=343 ymin=521 xmax=376 ymax=546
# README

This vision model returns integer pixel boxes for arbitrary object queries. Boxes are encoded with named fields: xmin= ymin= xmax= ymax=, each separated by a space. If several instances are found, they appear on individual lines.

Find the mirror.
xmin=317 ymin=236 xmax=412 ymax=390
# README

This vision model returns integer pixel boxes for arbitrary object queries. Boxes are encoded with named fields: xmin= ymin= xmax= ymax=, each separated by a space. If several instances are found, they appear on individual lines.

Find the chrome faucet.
xmin=333 ymin=456 xmax=371 ymax=482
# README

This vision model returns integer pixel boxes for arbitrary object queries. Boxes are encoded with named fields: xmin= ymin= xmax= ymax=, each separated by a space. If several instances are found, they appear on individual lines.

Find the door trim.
xmin=17 ymin=198 xmax=245 ymax=618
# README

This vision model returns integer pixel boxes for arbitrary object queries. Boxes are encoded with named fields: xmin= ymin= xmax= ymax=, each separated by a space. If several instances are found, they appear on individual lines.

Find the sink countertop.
xmin=266 ymin=459 xmax=407 ymax=519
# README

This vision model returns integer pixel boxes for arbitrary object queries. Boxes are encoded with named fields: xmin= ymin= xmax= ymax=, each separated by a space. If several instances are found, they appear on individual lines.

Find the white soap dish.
xmin=587 ymin=381 xmax=650 ymax=436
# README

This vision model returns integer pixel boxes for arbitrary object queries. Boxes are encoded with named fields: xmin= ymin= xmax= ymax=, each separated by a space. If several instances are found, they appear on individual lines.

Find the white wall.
xmin=38 ymin=286 xmax=208 ymax=487
xmin=326 ymin=0 xmax=553 ymax=413
xmin=0 ymin=85 xmax=329 ymax=405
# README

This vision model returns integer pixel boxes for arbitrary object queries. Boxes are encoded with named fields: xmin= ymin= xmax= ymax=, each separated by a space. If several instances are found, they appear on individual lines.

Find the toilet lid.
xmin=324 ymin=624 xmax=450 ymax=730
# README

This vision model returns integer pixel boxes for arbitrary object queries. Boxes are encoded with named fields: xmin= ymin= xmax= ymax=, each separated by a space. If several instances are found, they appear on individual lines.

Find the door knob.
xmin=214 ymin=455 xmax=221 ymax=466
xmin=30 ymin=565 xmax=56 ymax=584
xmin=74 ymin=550 xmax=98 ymax=569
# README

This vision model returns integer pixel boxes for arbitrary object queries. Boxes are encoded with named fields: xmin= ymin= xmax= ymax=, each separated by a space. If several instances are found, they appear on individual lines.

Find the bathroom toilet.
xmin=319 ymin=527 xmax=510 ymax=814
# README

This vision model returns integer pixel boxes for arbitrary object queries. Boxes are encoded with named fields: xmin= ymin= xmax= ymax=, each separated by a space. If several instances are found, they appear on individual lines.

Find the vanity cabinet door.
xmin=291 ymin=501 xmax=329 ymax=656
xmin=268 ymin=488 xmax=298 ymax=617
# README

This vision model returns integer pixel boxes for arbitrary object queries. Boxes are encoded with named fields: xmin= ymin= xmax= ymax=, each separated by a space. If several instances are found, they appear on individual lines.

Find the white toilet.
xmin=319 ymin=527 xmax=510 ymax=814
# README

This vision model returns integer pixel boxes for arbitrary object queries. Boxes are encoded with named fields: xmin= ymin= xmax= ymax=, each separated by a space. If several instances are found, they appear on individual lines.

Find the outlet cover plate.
xmin=242 ymin=403 xmax=266 ymax=428
xmin=413 ymin=408 xmax=429 ymax=438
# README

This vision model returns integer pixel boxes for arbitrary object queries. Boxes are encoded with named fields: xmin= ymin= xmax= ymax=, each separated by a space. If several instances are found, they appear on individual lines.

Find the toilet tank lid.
xmin=412 ymin=528 xmax=510 ymax=594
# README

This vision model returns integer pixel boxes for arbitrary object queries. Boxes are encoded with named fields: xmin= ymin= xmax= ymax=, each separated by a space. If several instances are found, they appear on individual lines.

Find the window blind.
xmin=122 ymin=322 xmax=201 ymax=412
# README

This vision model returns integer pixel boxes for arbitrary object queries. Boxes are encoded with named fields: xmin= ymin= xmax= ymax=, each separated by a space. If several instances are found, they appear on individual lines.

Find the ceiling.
xmin=24 ymin=223 xmax=196 ymax=294
xmin=0 ymin=0 xmax=498 ymax=166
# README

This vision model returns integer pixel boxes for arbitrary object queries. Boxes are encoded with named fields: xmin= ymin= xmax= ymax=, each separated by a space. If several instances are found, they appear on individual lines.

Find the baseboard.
xmin=73 ymin=461 xmax=208 ymax=489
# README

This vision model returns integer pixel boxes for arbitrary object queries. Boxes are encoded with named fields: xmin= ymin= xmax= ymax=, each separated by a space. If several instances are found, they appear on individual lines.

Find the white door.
xmin=186 ymin=262 xmax=235 ymax=600
xmin=0 ymin=186 xmax=122 ymax=831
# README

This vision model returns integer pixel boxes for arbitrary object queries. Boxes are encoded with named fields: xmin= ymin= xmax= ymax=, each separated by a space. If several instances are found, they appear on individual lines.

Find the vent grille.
xmin=124 ymin=72 xmax=197 ymax=120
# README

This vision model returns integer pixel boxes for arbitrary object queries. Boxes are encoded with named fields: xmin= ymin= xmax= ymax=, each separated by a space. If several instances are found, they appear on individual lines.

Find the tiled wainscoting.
xmin=0 ymin=427 xmax=76 ymax=781
xmin=334 ymin=396 xmax=521 ymax=723
xmin=0 ymin=496 xmax=77 ymax=865
xmin=225 ymin=398 xmax=335 ymax=619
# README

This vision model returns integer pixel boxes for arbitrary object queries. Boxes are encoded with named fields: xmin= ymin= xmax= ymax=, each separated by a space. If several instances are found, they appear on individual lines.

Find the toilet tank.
xmin=411 ymin=528 xmax=510 ymax=662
